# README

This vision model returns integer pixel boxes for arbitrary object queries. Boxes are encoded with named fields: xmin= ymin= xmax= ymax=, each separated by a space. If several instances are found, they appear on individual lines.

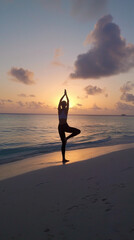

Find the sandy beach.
xmin=1 ymin=144 xmax=134 ymax=240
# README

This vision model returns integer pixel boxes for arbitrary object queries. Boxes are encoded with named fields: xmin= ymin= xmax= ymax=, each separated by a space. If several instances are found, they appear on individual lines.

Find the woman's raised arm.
xmin=58 ymin=92 xmax=65 ymax=110
xmin=65 ymin=89 xmax=69 ymax=109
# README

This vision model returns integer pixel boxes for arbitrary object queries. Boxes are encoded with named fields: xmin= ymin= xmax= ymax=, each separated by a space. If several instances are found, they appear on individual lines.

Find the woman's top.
xmin=58 ymin=109 xmax=68 ymax=125
xmin=59 ymin=110 xmax=67 ymax=119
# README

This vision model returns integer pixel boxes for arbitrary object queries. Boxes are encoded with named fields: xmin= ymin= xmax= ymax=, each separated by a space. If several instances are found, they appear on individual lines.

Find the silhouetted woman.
xmin=58 ymin=89 xmax=81 ymax=163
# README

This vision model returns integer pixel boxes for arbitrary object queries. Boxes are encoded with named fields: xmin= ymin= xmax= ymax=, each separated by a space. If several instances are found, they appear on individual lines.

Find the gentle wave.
xmin=1 ymin=114 xmax=134 ymax=165
xmin=0 ymin=136 xmax=112 ymax=164
xmin=1 ymin=135 xmax=134 ymax=164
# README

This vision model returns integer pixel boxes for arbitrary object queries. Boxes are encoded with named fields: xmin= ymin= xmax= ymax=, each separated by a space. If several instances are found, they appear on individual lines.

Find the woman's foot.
xmin=62 ymin=159 xmax=69 ymax=164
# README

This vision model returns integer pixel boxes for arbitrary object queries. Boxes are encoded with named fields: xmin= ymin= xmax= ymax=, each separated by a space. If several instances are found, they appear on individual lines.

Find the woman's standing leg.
xmin=58 ymin=125 xmax=67 ymax=162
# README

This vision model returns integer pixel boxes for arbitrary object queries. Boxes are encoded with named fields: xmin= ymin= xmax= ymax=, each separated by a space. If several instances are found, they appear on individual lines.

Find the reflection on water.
xmin=67 ymin=143 xmax=134 ymax=163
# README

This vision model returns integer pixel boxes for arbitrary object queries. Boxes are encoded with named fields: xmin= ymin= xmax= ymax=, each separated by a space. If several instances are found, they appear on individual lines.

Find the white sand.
xmin=1 ymin=144 xmax=134 ymax=239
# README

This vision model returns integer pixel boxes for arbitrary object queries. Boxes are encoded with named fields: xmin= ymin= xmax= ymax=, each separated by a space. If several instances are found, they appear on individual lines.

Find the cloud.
xmin=17 ymin=101 xmax=26 ymax=107
xmin=51 ymin=48 xmax=65 ymax=68
xmin=120 ymin=81 xmax=134 ymax=93
xmin=90 ymin=103 xmax=101 ymax=110
xmin=116 ymin=101 xmax=134 ymax=112
xmin=121 ymin=93 xmax=134 ymax=104
xmin=7 ymin=99 xmax=13 ymax=103
xmin=18 ymin=94 xmax=27 ymax=97
xmin=120 ymin=81 xmax=134 ymax=104
xmin=8 ymin=67 xmax=35 ymax=85
xmin=26 ymin=101 xmax=45 ymax=109
xmin=77 ymin=103 xmax=82 ymax=106
xmin=18 ymin=93 xmax=36 ymax=98
xmin=84 ymin=85 xmax=103 ymax=95
xmin=29 ymin=94 xmax=35 ymax=98
xmin=77 ymin=95 xmax=88 ymax=99
xmin=70 ymin=15 xmax=134 ymax=79
xmin=16 ymin=101 xmax=46 ymax=109
xmin=71 ymin=0 xmax=107 ymax=21
xmin=0 ymin=99 xmax=13 ymax=105
xmin=54 ymin=48 xmax=62 ymax=58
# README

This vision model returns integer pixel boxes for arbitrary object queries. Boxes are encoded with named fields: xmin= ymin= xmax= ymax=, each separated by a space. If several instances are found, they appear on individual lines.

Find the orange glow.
xmin=69 ymin=97 xmax=76 ymax=108
xmin=54 ymin=95 xmax=76 ymax=109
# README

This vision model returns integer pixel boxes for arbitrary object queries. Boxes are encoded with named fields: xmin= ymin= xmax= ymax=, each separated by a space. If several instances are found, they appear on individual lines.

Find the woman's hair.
xmin=60 ymin=100 xmax=67 ymax=109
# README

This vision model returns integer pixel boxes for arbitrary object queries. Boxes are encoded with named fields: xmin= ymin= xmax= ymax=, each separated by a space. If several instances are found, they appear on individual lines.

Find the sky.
xmin=1 ymin=0 xmax=134 ymax=115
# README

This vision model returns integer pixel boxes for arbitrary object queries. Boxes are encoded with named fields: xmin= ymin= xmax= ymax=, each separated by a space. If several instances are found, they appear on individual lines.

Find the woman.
xmin=58 ymin=89 xmax=81 ymax=163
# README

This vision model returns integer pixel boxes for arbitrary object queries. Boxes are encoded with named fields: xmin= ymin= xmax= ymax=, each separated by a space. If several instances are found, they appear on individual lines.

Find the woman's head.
xmin=61 ymin=100 xmax=67 ymax=109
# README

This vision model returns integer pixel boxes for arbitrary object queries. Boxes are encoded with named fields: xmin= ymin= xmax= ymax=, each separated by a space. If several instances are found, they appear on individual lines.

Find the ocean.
xmin=0 ymin=113 xmax=134 ymax=164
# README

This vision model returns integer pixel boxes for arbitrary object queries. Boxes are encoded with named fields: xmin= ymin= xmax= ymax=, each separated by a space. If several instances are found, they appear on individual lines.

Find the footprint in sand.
xmin=67 ymin=205 xmax=79 ymax=211
xmin=101 ymin=198 xmax=113 ymax=212
xmin=87 ymin=176 xmax=95 ymax=181
xmin=92 ymin=198 xmax=98 ymax=203
xmin=111 ymin=183 xmax=126 ymax=193
xmin=102 ymin=198 xmax=107 ymax=202
xmin=121 ymin=166 xmax=133 ymax=172
xmin=129 ymin=228 xmax=134 ymax=233
xmin=44 ymin=228 xmax=50 ymax=232
xmin=36 ymin=182 xmax=44 ymax=187
xmin=105 ymin=208 xmax=112 ymax=212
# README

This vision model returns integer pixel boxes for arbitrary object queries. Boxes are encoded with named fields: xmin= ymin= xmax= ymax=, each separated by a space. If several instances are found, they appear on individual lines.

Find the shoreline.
xmin=0 ymin=142 xmax=134 ymax=181
xmin=1 ymin=135 xmax=134 ymax=165
xmin=1 ymin=145 xmax=134 ymax=239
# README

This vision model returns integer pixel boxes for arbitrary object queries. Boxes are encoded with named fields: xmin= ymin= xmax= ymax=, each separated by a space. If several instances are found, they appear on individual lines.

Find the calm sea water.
xmin=0 ymin=113 xmax=134 ymax=164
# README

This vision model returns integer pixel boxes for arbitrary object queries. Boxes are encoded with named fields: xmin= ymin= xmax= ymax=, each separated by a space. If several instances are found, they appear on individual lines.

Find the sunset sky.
xmin=1 ymin=0 xmax=134 ymax=115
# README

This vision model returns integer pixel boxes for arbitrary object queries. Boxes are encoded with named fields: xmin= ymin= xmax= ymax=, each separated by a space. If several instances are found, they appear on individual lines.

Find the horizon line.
xmin=0 ymin=113 xmax=133 ymax=117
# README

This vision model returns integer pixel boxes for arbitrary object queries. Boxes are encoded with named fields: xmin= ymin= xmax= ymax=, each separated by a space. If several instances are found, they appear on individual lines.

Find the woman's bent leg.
xmin=66 ymin=125 xmax=81 ymax=141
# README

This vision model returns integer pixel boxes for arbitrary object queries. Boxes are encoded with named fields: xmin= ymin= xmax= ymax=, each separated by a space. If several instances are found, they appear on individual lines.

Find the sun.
xmin=55 ymin=95 xmax=76 ymax=109
xmin=69 ymin=97 xmax=76 ymax=108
